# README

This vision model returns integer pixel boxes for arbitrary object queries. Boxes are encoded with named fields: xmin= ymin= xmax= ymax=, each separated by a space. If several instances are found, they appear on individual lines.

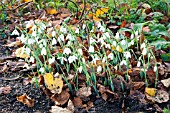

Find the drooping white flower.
xmin=48 ymin=57 xmax=55 ymax=64
xmin=57 ymin=57 xmax=67 ymax=64
xmin=60 ymin=26 xmax=67 ymax=34
xmin=75 ymin=28 xmax=79 ymax=34
xmin=120 ymin=40 xmax=126 ymax=45
xmin=135 ymin=31 xmax=138 ymax=37
xmin=153 ymin=66 xmax=157 ymax=72
xmin=39 ymin=44 xmax=43 ymax=48
xmin=52 ymin=38 xmax=57 ymax=45
xmin=115 ymin=32 xmax=120 ymax=40
xmin=78 ymin=66 xmax=83 ymax=73
xmin=68 ymin=55 xmax=77 ymax=63
xmin=17 ymin=34 xmax=26 ymax=43
xmin=124 ymin=51 xmax=131 ymax=59
xmin=52 ymin=31 xmax=56 ymax=37
xmin=25 ymin=47 xmax=31 ymax=55
xmin=105 ymin=44 xmax=111 ymax=49
xmin=66 ymin=34 xmax=75 ymax=41
xmin=120 ymin=60 xmax=127 ymax=66
xmin=103 ymin=32 xmax=110 ymax=39
xmin=82 ymin=24 xmax=86 ymax=29
xmin=41 ymin=47 xmax=47 ymax=55
xmin=130 ymin=40 xmax=134 ymax=45
xmin=58 ymin=34 xmax=65 ymax=43
xmin=25 ymin=20 xmax=34 ymax=29
xmin=116 ymin=45 xmax=122 ymax=52
xmin=102 ymin=57 xmax=106 ymax=63
xmin=23 ymin=63 xmax=30 ymax=69
xmin=137 ymin=61 xmax=141 ymax=67
xmin=89 ymin=45 xmax=94 ymax=53
xmin=97 ymin=66 xmax=102 ymax=73
xmin=141 ymin=43 xmax=146 ymax=49
xmin=130 ymin=33 xmax=134 ymax=39
xmin=82 ymin=57 xmax=86 ymax=63
xmin=97 ymin=22 xmax=102 ymax=28
xmin=11 ymin=29 xmax=20 ymax=36
xmin=142 ymin=48 xmax=147 ymax=55
xmin=63 ymin=48 xmax=71 ymax=55
xmin=78 ymin=48 xmax=83 ymax=55
xmin=29 ymin=56 xmax=35 ymax=63
xmin=112 ymin=41 xmax=117 ymax=46
xmin=108 ymin=53 xmax=113 ymax=60
xmin=39 ymin=67 xmax=45 ymax=73
xmin=28 ymin=38 xmax=35 ymax=44
xmin=99 ymin=26 xmax=106 ymax=32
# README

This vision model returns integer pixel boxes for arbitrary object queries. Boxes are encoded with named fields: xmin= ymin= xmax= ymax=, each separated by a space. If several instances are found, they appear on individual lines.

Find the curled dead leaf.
xmin=51 ymin=90 xmax=70 ymax=105
xmin=50 ymin=106 xmax=72 ymax=113
xmin=67 ymin=100 xmax=74 ymax=112
xmin=76 ymin=86 xmax=92 ymax=98
xmin=133 ymin=82 xmax=145 ymax=90
xmin=17 ymin=93 xmax=34 ymax=107
xmin=161 ymin=78 xmax=170 ymax=88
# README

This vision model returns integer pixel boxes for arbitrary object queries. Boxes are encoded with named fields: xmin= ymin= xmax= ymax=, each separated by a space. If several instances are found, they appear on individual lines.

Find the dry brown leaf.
xmin=73 ymin=97 xmax=83 ymax=107
xmin=44 ymin=73 xmax=63 ymax=94
xmin=23 ymin=77 xmax=32 ymax=85
xmin=17 ymin=93 xmax=34 ymax=107
xmin=146 ymin=90 xmax=169 ymax=103
xmin=102 ymin=93 xmax=108 ymax=101
xmin=161 ymin=78 xmax=170 ymax=88
xmin=50 ymin=106 xmax=72 ymax=113
xmin=4 ymin=41 xmax=23 ymax=47
xmin=0 ymin=86 xmax=12 ymax=94
xmin=51 ymin=90 xmax=70 ymax=105
xmin=67 ymin=100 xmax=74 ymax=112
xmin=145 ymin=87 xmax=157 ymax=96
xmin=0 ymin=64 xmax=8 ymax=73
xmin=133 ymin=82 xmax=145 ymax=90
xmin=76 ymin=86 xmax=92 ymax=98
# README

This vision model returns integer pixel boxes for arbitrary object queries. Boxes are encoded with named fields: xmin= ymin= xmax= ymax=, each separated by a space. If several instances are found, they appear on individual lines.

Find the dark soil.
xmin=0 ymin=40 xmax=169 ymax=113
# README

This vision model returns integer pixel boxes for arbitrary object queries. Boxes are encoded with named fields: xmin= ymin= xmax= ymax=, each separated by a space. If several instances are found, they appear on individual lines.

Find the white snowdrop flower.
xmin=116 ymin=45 xmax=122 ymax=52
xmin=98 ymin=37 xmax=105 ymax=45
xmin=102 ymin=57 xmax=106 ymax=63
xmin=28 ymin=38 xmax=35 ymax=44
xmin=137 ymin=61 xmax=141 ymax=67
xmin=75 ymin=28 xmax=79 ymax=34
xmin=82 ymin=24 xmax=86 ymax=29
xmin=135 ymin=31 xmax=138 ymax=37
xmin=29 ymin=56 xmax=35 ymax=63
xmin=112 ymin=41 xmax=117 ymax=46
xmin=114 ymin=65 xmax=118 ymax=70
xmin=130 ymin=40 xmax=134 ymax=45
xmin=17 ymin=34 xmax=26 ymax=43
xmin=39 ymin=67 xmax=45 ymax=73
xmin=68 ymin=55 xmax=77 ymax=63
xmin=105 ymin=44 xmax=111 ymax=49
xmin=25 ymin=20 xmax=34 ymax=29
xmin=90 ymin=37 xmax=96 ymax=45
xmin=99 ymin=26 xmax=106 ymax=32
xmin=141 ymin=43 xmax=146 ymax=49
xmin=52 ymin=38 xmax=57 ymax=45
xmin=97 ymin=22 xmax=102 ymax=28
xmin=97 ymin=66 xmax=102 ymax=73
xmin=52 ymin=31 xmax=56 ymax=37
xmin=78 ymin=48 xmax=83 ymax=55
xmin=89 ymin=45 xmax=94 ymax=53
xmin=23 ymin=63 xmax=30 ymax=69
xmin=66 ymin=41 xmax=72 ymax=46
xmin=142 ymin=48 xmax=147 ymax=55
xmin=120 ymin=60 xmax=127 ymax=66
xmin=25 ymin=47 xmax=31 ymax=55
xmin=130 ymin=33 xmax=134 ymax=39
xmin=115 ymin=32 xmax=120 ymax=40
xmin=60 ymin=26 xmax=67 ymax=34
xmin=148 ymin=53 xmax=151 ymax=57
xmin=40 ymin=23 xmax=46 ymax=30
xmin=58 ymin=34 xmax=65 ymax=42
xmin=103 ymin=32 xmax=110 ymax=39
xmin=120 ymin=39 xmax=126 ymax=45
xmin=66 ymin=34 xmax=75 ymax=41
xmin=41 ymin=47 xmax=47 ymax=55
xmin=78 ymin=66 xmax=83 ymax=73
xmin=153 ymin=66 xmax=157 ymax=72
xmin=32 ymin=30 xmax=36 ymax=37
xmin=48 ymin=57 xmax=55 ymax=64
xmin=57 ymin=57 xmax=67 ymax=64
xmin=108 ymin=53 xmax=113 ymax=60
xmin=63 ymin=48 xmax=72 ymax=55
xmin=39 ymin=44 xmax=43 ymax=48
xmin=124 ymin=51 xmax=131 ymax=59
xmin=11 ymin=29 xmax=19 ymax=36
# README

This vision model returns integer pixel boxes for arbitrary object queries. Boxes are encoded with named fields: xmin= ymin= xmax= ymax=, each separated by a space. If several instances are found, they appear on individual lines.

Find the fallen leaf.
xmin=145 ymin=87 xmax=157 ymax=96
xmin=44 ymin=73 xmax=63 ymax=94
xmin=161 ymin=78 xmax=170 ymax=88
xmin=51 ymin=90 xmax=70 ymax=105
xmin=50 ymin=106 xmax=72 ymax=113
xmin=67 ymin=100 xmax=74 ymax=112
xmin=146 ymin=90 xmax=169 ymax=103
xmin=133 ymin=82 xmax=145 ymax=90
xmin=73 ymin=97 xmax=83 ymax=107
xmin=0 ymin=86 xmax=12 ymax=94
xmin=15 ymin=47 xmax=30 ymax=59
xmin=120 ymin=20 xmax=126 ymax=28
xmin=23 ymin=77 xmax=32 ymax=85
xmin=17 ymin=93 xmax=34 ymax=107
xmin=76 ymin=86 xmax=92 ymax=98
xmin=3 ymin=41 xmax=23 ymax=47
xmin=96 ymin=7 xmax=109 ymax=17
xmin=46 ymin=8 xmax=58 ymax=15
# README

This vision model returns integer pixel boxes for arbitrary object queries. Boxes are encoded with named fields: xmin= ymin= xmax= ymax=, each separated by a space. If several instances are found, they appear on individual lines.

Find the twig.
xmin=78 ymin=0 xmax=86 ymax=21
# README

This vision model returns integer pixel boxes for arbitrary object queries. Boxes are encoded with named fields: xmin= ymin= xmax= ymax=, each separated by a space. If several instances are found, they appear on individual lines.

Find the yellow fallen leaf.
xmin=96 ymin=7 xmax=109 ymax=17
xmin=44 ymin=73 xmax=63 ymax=94
xmin=145 ymin=87 xmax=156 ymax=96
xmin=93 ymin=16 xmax=100 ymax=22
xmin=15 ymin=47 xmax=29 ymax=59
xmin=21 ymin=0 xmax=31 ymax=3
xmin=46 ymin=8 xmax=58 ymax=15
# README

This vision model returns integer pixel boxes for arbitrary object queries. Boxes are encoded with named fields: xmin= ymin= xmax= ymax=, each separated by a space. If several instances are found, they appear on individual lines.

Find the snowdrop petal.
xmin=63 ymin=48 xmax=72 ymax=55
xmin=120 ymin=60 xmax=127 ymax=66
xmin=41 ymin=47 xmax=47 ymax=55
xmin=68 ymin=56 xmax=77 ymax=63
xmin=89 ymin=46 xmax=94 ymax=53
xmin=97 ymin=66 xmax=102 ymax=73
xmin=52 ymin=38 xmax=57 ymax=45
xmin=11 ymin=29 xmax=20 ymax=36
